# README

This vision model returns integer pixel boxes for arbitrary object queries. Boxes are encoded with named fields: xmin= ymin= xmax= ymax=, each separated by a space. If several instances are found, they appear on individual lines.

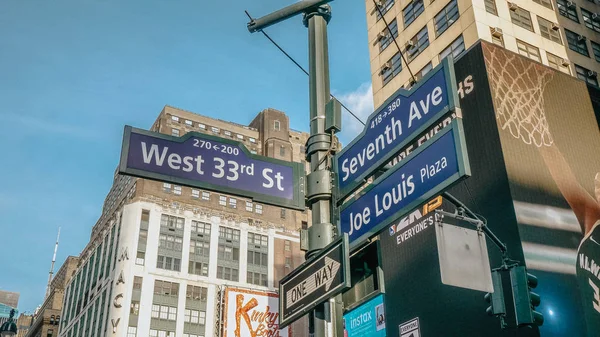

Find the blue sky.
xmin=0 ymin=0 xmax=374 ymax=313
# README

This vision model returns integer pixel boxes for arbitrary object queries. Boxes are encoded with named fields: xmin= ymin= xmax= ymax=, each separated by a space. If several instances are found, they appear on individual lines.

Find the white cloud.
xmin=334 ymin=82 xmax=374 ymax=145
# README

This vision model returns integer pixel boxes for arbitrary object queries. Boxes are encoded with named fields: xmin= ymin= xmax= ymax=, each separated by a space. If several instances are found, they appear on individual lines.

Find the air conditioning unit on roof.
xmin=588 ymin=70 xmax=598 ymax=78
xmin=508 ymin=2 xmax=518 ymax=11
xmin=551 ymin=22 xmax=560 ymax=30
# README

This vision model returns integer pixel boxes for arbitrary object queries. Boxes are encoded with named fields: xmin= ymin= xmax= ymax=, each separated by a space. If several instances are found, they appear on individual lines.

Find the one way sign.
xmin=279 ymin=234 xmax=350 ymax=328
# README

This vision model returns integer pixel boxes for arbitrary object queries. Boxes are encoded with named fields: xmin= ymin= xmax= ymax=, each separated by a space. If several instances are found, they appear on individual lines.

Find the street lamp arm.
xmin=247 ymin=0 xmax=334 ymax=33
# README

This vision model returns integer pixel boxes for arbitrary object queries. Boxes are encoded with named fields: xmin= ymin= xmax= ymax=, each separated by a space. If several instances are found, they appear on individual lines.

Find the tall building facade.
xmin=57 ymin=106 xmax=309 ymax=337
xmin=25 ymin=256 xmax=79 ymax=337
xmin=366 ymin=0 xmax=600 ymax=106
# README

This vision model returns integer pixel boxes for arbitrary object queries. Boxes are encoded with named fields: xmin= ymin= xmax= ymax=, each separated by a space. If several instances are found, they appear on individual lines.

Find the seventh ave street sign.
xmin=279 ymin=234 xmax=350 ymax=328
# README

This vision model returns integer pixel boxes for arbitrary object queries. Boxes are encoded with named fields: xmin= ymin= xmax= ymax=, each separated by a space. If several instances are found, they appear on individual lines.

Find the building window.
xmin=434 ymin=0 xmax=459 ymax=36
xmin=491 ymin=31 xmax=504 ymax=47
xmin=224 ymin=130 xmax=232 ymax=136
xmin=160 ymin=214 xmax=184 ymax=230
xmin=154 ymin=280 xmax=179 ymax=297
xmin=407 ymin=26 xmax=430 ymax=61
xmin=133 ymin=251 xmax=145 ymax=270
xmin=199 ymin=123 xmax=206 ymax=129
xmin=216 ymin=266 xmax=239 ymax=281
xmin=285 ymin=240 xmax=291 ymax=251
xmin=171 ymin=115 xmax=179 ymax=122
xmin=151 ymin=305 xmax=177 ymax=320
xmin=591 ymin=40 xmax=600 ymax=62
xmin=229 ymin=198 xmax=237 ymax=208
xmin=485 ymin=0 xmax=497 ymax=14
xmin=159 ymin=234 xmax=183 ymax=251
xmin=510 ymin=6 xmax=534 ymax=31
xmin=184 ymin=120 xmax=193 ymax=126
xmin=184 ymin=309 xmax=206 ymax=325
xmin=211 ymin=126 xmax=220 ymax=134
xmin=255 ymin=204 xmax=263 ymax=214
xmin=190 ymin=239 xmax=210 ymax=257
xmin=130 ymin=301 xmax=140 ymax=315
xmin=218 ymin=227 xmax=240 ymax=244
xmin=558 ymin=0 xmax=579 ymax=22
xmin=171 ymin=128 xmax=180 ymax=137
xmin=173 ymin=185 xmax=182 ymax=195
xmin=163 ymin=183 xmax=172 ymax=193
xmin=439 ymin=35 xmax=465 ymax=61
xmin=403 ymin=0 xmax=424 ymax=27
xmin=379 ymin=19 xmax=399 ymax=52
xmin=237 ymin=134 xmax=244 ymax=140
xmin=546 ymin=52 xmax=570 ymax=73
xmin=416 ymin=62 xmax=433 ymax=81
xmin=281 ymin=208 xmax=286 ymax=219
xmin=280 ymin=146 xmax=285 ymax=157
xmin=219 ymin=195 xmax=227 ymax=206
xmin=538 ymin=17 xmax=562 ymax=44
xmin=202 ymin=191 xmax=210 ymax=201
xmin=381 ymin=52 xmax=402 ymax=86
xmin=249 ymin=137 xmax=256 ymax=143
xmin=248 ymin=233 xmax=268 ymax=248
xmin=285 ymin=257 xmax=292 ymax=268
xmin=191 ymin=221 xmax=211 ymax=235
xmin=375 ymin=0 xmax=395 ymax=20
xmin=566 ymin=29 xmax=590 ymax=56
xmin=274 ymin=120 xmax=281 ymax=131
xmin=188 ymin=260 xmax=209 ymax=276
xmin=247 ymin=271 xmax=269 ymax=287
xmin=533 ymin=0 xmax=553 ymax=9
xmin=149 ymin=330 xmax=175 ymax=337
xmin=156 ymin=255 xmax=181 ymax=271
xmin=575 ymin=64 xmax=599 ymax=86
xmin=127 ymin=327 xmax=137 ymax=337
xmin=516 ymin=39 xmax=541 ymax=62
xmin=186 ymin=285 xmax=208 ymax=301
xmin=582 ymin=8 xmax=600 ymax=32
xmin=134 ymin=276 xmax=143 ymax=290
xmin=191 ymin=189 xmax=200 ymax=199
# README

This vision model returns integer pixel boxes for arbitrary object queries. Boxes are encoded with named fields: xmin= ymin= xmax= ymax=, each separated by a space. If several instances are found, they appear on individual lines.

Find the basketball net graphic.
xmin=483 ymin=44 xmax=555 ymax=147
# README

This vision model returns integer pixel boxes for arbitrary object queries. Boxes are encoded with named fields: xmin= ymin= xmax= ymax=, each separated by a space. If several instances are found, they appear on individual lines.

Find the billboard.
xmin=223 ymin=288 xmax=289 ymax=337
xmin=482 ymin=42 xmax=600 ymax=337
xmin=343 ymin=293 xmax=386 ymax=337
xmin=378 ymin=41 xmax=600 ymax=336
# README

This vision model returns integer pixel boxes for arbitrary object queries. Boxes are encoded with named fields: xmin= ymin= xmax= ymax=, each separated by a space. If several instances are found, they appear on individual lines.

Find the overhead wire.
xmin=244 ymin=10 xmax=366 ymax=127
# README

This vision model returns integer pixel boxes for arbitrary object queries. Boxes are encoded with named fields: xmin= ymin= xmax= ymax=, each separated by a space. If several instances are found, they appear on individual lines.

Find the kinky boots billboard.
xmin=223 ymin=288 xmax=289 ymax=337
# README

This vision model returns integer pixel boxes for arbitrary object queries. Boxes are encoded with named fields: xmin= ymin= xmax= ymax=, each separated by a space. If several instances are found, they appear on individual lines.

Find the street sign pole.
xmin=304 ymin=6 xmax=339 ymax=337
xmin=247 ymin=2 xmax=338 ymax=337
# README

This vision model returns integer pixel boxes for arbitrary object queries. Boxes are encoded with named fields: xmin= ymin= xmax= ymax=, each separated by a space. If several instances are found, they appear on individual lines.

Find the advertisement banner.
xmin=343 ymin=294 xmax=386 ymax=337
xmin=223 ymin=288 xmax=289 ymax=337
xmin=482 ymin=42 xmax=600 ymax=337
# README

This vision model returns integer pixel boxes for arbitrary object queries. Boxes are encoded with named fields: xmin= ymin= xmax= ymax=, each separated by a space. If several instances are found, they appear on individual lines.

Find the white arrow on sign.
xmin=285 ymin=256 xmax=340 ymax=309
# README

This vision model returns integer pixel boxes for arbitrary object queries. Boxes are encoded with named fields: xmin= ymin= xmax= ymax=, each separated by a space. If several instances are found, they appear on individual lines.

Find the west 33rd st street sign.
xmin=119 ymin=126 xmax=306 ymax=210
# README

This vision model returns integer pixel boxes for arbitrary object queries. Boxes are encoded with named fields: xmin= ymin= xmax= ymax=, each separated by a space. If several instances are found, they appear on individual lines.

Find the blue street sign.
xmin=343 ymin=294 xmax=387 ymax=337
xmin=334 ymin=58 xmax=459 ymax=201
xmin=339 ymin=119 xmax=470 ymax=247
xmin=119 ymin=126 xmax=306 ymax=210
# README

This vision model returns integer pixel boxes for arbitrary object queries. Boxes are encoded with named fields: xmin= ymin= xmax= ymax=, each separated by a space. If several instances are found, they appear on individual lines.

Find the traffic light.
xmin=484 ymin=270 xmax=506 ymax=317
xmin=510 ymin=266 xmax=544 ymax=327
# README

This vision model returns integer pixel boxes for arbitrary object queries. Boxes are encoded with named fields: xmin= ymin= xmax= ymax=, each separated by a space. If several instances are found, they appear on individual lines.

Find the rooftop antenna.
xmin=45 ymin=227 xmax=60 ymax=299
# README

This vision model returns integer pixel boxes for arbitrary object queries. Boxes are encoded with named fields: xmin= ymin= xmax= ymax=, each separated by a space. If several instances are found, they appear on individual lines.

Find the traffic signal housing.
xmin=510 ymin=266 xmax=544 ymax=327
xmin=485 ymin=270 xmax=506 ymax=317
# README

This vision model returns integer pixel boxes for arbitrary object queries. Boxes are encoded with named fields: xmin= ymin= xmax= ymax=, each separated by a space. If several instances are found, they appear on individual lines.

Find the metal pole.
xmin=303 ymin=5 xmax=338 ymax=337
